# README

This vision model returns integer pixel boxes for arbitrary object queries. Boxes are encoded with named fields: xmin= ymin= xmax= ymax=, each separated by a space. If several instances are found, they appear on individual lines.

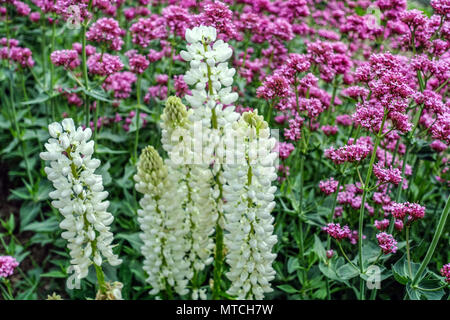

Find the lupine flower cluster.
xmin=40 ymin=119 xmax=122 ymax=289
xmin=131 ymin=26 xmax=279 ymax=300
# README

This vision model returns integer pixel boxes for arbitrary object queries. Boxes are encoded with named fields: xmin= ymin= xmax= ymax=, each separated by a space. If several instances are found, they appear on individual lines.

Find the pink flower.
xmin=324 ymin=137 xmax=372 ymax=164
xmin=431 ymin=112 xmax=450 ymax=144
xmin=322 ymin=223 xmax=351 ymax=240
xmin=394 ymin=219 xmax=404 ymax=231
xmin=130 ymin=16 xmax=168 ymax=48
xmin=50 ymin=49 xmax=80 ymax=70
xmin=125 ymin=50 xmax=150 ymax=74
xmin=321 ymin=125 xmax=338 ymax=136
xmin=374 ymin=219 xmax=390 ymax=231
xmin=102 ymin=71 xmax=137 ymax=99
xmin=86 ymin=18 xmax=124 ymax=51
xmin=373 ymin=163 xmax=402 ymax=185
xmin=376 ymin=232 xmax=398 ymax=254
xmin=391 ymin=202 xmax=426 ymax=222
xmin=278 ymin=142 xmax=295 ymax=160
xmin=174 ymin=75 xmax=190 ymax=98
xmin=430 ymin=140 xmax=447 ymax=152
xmin=0 ymin=256 xmax=19 ymax=278
xmin=336 ymin=114 xmax=353 ymax=126
xmin=257 ymin=75 xmax=290 ymax=100
xmin=440 ymin=263 xmax=450 ymax=283
xmin=326 ymin=250 xmax=334 ymax=259
xmin=319 ymin=177 xmax=339 ymax=195
xmin=30 ymin=11 xmax=40 ymax=22
xmin=87 ymin=53 xmax=123 ymax=76
xmin=284 ymin=115 xmax=304 ymax=141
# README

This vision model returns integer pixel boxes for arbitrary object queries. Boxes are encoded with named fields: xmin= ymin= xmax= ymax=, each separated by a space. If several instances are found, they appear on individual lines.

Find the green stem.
xmin=336 ymin=241 xmax=358 ymax=271
xmin=406 ymin=226 xmax=412 ymax=278
xmin=134 ymin=75 xmax=142 ymax=163
xmin=411 ymin=195 xmax=450 ymax=287
xmin=357 ymin=112 xmax=388 ymax=299
xmin=94 ymin=264 xmax=107 ymax=295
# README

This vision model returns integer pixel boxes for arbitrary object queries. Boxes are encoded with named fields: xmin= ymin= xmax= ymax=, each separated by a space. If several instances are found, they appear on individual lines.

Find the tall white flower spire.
xmin=222 ymin=111 xmax=278 ymax=299
xmin=40 ymin=118 xmax=122 ymax=289
xmin=134 ymin=146 xmax=192 ymax=296
xmin=160 ymin=97 xmax=216 ymax=298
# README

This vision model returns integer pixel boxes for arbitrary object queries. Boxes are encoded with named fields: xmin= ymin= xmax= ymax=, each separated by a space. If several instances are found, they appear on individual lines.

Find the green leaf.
xmin=313 ymin=235 xmax=327 ymax=262
xmin=287 ymin=257 xmax=300 ymax=274
xmin=96 ymin=145 xmax=129 ymax=155
xmin=97 ymin=162 xmax=112 ymax=186
xmin=40 ymin=270 xmax=67 ymax=278
xmin=23 ymin=217 xmax=59 ymax=233
xmin=277 ymin=284 xmax=299 ymax=294
xmin=20 ymin=202 xmax=41 ymax=231
xmin=116 ymin=233 xmax=143 ymax=252
xmin=83 ymin=88 xmax=113 ymax=103
xmin=392 ymin=255 xmax=422 ymax=285
xmin=20 ymin=94 xmax=56 ymax=106
xmin=97 ymin=131 xmax=128 ymax=143
xmin=336 ymin=263 xmax=359 ymax=280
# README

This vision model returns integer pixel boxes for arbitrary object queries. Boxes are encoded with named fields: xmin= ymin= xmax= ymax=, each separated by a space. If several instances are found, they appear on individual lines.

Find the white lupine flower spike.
xmin=40 ymin=119 xmax=122 ymax=291
xmin=223 ymin=111 xmax=278 ymax=299
xmin=134 ymin=146 xmax=192 ymax=297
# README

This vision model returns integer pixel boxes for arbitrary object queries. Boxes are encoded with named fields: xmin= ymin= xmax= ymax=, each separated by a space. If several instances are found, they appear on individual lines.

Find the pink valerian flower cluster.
xmin=278 ymin=142 xmax=295 ymax=160
xmin=54 ymin=0 xmax=91 ymax=22
xmin=256 ymin=75 xmax=290 ymax=100
xmin=197 ymin=1 xmax=238 ymax=41
xmin=122 ymin=110 xmax=149 ymax=132
xmin=376 ymin=232 xmax=398 ymax=254
xmin=144 ymin=74 xmax=169 ymax=102
xmin=441 ymin=263 xmax=450 ymax=283
xmin=431 ymin=112 xmax=450 ymax=145
xmin=284 ymin=115 xmax=304 ymax=141
xmin=277 ymin=164 xmax=290 ymax=183
xmin=0 ymin=38 xmax=34 ymax=68
xmin=324 ymin=136 xmax=373 ymax=164
xmin=337 ymin=183 xmax=371 ymax=211
xmin=431 ymin=140 xmax=448 ymax=152
xmin=353 ymin=53 xmax=415 ymax=133
xmin=373 ymin=162 xmax=402 ymax=185
xmin=374 ymin=219 xmax=390 ymax=231
xmin=161 ymin=5 xmax=194 ymax=38
xmin=322 ymin=223 xmax=351 ymax=240
xmin=321 ymin=125 xmax=338 ymax=136
xmin=72 ymin=42 xmax=97 ymax=56
xmin=102 ymin=71 xmax=137 ymax=99
xmin=125 ymin=50 xmax=150 ymax=74
xmin=0 ymin=255 xmax=19 ymax=278
xmin=86 ymin=18 xmax=125 ymax=51
xmin=130 ymin=16 xmax=168 ymax=48
xmin=58 ymin=87 xmax=83 ymax=107
xmin=336 ymin=114 xmax=353 ymax=127
xmin=319 ymin=177 xmax=339 ymax=195
xmin=87 ymin=53 xmax=123 ymax=76
xmin=278 ymin=53 xmax=311 ymax=82
xmin=391 ymin=202 xmax=426 ymax=223
xmin=50 ymin=49 xmax=80 ymax=70
xmin=173 ymin=75 xmax=190 ymax=98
